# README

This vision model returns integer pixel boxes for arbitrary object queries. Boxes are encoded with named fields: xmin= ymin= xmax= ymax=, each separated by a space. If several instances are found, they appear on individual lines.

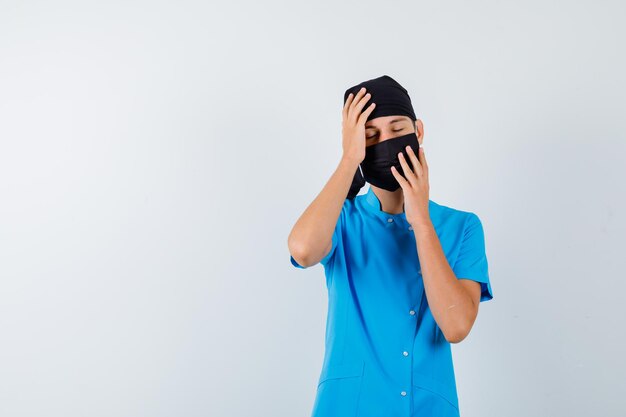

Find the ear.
xmin=414 ymin=119 xmax=424 ymax=144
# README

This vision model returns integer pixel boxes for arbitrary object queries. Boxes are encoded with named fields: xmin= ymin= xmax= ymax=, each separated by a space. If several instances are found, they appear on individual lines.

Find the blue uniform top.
xmin=290 ymin=186 xmax=494 ymax=417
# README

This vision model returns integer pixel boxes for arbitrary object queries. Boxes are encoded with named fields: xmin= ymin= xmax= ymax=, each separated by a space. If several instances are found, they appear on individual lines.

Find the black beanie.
xmin=343 ymin=74 xmax=416 ymax=122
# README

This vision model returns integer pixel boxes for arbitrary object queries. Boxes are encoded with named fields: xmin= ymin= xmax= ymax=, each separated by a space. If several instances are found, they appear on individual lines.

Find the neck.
xmin=371 ymin=185 xmax=405 ymax=214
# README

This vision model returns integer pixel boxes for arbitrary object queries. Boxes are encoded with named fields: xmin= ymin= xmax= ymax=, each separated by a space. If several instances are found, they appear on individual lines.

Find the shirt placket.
xmin=385 ymin=213 xmax=422 ymax=415
xmin=406 ymin=268 xmax=424 ymax=415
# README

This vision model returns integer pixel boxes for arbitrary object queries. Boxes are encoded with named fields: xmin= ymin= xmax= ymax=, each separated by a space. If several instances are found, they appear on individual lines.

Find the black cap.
xmin=343 ymin=75 xmax=416 ymax=122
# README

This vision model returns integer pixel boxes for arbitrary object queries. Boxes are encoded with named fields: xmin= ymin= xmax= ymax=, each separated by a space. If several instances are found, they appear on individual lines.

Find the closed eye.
xmin=366 ymin=129 xmax=404 ymax=140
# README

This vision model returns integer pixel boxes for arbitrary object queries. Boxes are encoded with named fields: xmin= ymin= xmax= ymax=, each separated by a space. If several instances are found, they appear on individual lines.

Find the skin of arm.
xmin=287 ymin=157 xmax=360 ymax=267
xmin=288 ymin=87 xmax=375 ymax=267
xmin=412 ymin=220 xmax=482 ymax=343
xmin=391 ymin=145 xmax=482 ymax=343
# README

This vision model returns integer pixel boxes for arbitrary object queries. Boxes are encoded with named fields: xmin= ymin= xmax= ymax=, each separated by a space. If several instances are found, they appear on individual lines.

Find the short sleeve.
xmin=290 ymin=205 xmax=344 ymax=269
xmin=452 ymin=213 xmax=493 ymax=302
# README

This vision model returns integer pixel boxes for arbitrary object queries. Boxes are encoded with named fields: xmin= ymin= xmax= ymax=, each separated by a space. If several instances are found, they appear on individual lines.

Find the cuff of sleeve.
xmin=457 ymin=274 xmax=493 ymax=302
xmin=290 ymin=255 xmax=307 ymax=269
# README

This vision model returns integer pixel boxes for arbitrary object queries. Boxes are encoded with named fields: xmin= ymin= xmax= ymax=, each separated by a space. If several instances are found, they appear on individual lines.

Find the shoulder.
xmin=332 ymin=196 xmax=360 ymax=226
xmin=429 ymin=199 xmax=482 ymax=230
xmin=429 ymin=198 xmax=477 ymax=218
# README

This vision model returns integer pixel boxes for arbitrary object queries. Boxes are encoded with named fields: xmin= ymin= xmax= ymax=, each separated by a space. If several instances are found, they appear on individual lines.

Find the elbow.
xmin=443 ymin=306 xmax=478 ymax=344
xmin=444 ymin=332 xmax=464 ymax=344
xmin=443 ymin=324 xmax=471 ymax=344
xmin=288 ymin=236 xmax=315 ymax=268
xmin=290 ymin=251 xmax=315 ymax=268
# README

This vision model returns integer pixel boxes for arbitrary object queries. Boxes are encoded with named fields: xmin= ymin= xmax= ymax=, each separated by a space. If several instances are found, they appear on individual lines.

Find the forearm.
xmin=288 ymin=157 xmax=359 ymax=266
xmin=412 ymin=220 xmax=475 ymax=343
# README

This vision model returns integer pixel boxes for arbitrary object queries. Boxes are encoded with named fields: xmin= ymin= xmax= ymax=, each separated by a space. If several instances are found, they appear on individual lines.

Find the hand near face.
xmin=390 ymin=145 xmax=430 ymax=227
xmin=341 ymin=87 xmax=376 ymax=165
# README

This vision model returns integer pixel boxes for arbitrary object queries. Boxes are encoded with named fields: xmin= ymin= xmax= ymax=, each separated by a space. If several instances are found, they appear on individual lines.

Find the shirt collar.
xmin=363 ymin=186 xmax=407 ymax=220
xmin=364 ymin=186 xmax=385 ymax=211
xmin=362 ymin=186 xmax=434 ymax=222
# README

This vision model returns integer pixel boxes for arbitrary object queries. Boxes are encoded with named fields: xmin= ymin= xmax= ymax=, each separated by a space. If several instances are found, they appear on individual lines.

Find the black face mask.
xmin=360 ymin=132 xmax=420 ymax=191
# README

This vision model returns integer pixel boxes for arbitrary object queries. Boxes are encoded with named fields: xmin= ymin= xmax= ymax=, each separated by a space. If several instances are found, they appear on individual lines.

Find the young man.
xmin=287 ymin=75 xmax=493 ymax=417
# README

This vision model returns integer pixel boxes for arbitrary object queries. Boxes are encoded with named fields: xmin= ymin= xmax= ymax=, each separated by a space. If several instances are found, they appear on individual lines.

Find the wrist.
xmin=409 ymin=216 xmax=433 ymax=230
xmin=340 ymin=155 xmax=361 ymax=170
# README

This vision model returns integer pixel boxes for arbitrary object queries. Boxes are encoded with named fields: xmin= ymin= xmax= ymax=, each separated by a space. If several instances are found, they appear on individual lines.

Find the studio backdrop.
xmin=0 ymin=1 xmax=624 ymax=417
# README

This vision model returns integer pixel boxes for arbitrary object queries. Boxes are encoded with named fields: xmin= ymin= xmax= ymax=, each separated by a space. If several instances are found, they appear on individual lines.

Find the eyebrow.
xmin=365 ymin=118 xmax=410 ymax=129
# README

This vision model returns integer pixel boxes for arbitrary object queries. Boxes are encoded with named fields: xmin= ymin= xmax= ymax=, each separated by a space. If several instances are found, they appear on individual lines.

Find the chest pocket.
xmin=312 ymin=360 xmax=365 ymax=417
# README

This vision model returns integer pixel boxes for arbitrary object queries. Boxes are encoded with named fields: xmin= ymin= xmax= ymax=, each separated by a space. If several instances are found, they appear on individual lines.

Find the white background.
xmin=1 ymin=1 xmax=625 ymax=416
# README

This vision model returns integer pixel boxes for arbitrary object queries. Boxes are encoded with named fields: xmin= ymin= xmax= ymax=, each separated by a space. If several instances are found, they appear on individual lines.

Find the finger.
xmin=358 ymin=102 xmax=376 ymax=125
xmin=390 ymin=165 xmax=410 ymax=190
xmin=350 ymin=89 xmax=371 ymax=123
xmin=419 ymin=147 xmax=428 ymax=175
xmin=405 ymin=145 xmax=423 ymax=178
xmin=348 ymin=87 xmax=367 ymax=120
xmin=343 ymin=93 xmax=354 ymax=120
xmin=397 ymin=151 xmax=418 ymax=188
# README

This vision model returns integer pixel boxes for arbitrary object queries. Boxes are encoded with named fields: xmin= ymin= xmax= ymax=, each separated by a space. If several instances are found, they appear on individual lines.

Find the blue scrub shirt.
xmin=290 ymin=186 xmax=494 ymax=417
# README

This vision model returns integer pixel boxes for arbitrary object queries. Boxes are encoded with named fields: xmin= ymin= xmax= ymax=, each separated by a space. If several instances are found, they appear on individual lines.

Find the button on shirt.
xmin=290 ymin=186 xmax=494 ymax=417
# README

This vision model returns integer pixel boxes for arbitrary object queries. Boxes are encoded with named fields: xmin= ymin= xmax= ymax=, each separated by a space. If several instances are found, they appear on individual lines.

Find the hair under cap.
xmin=343 ymin=74 xmax=416 ymax=122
